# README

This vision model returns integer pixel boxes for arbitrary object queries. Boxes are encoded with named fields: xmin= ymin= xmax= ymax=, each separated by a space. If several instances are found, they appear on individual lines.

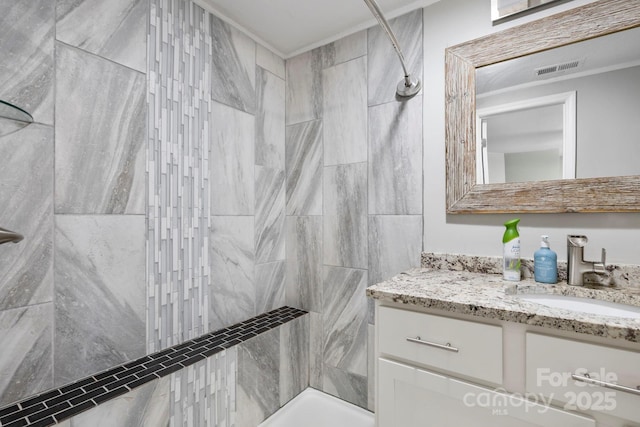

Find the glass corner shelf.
xmin=0 ymin=100 xmax=34 ymax=137
xmin=0 ymin=100 xmax=33 ymax=123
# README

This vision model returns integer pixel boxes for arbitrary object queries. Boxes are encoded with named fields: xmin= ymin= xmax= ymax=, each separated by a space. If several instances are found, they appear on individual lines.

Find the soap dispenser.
xmin=534 ymin=235 xmax=558 ymax=284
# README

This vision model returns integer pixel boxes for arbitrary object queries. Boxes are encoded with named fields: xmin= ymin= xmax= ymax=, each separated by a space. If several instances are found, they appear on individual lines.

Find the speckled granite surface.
xmin=421 ymin=252 xmax=640 ymax=287
xmin=367 ymin=254 xmax=640 ymax=343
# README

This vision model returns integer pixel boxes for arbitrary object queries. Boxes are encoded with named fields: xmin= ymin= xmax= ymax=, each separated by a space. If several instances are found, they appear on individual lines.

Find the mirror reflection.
xmin=476 ymin=25 xmax=640 ymax=184
xmin=477 ymin=92 xmax=576 ymax=184
xmin=491 ymin=0 xmax=567 ymax=22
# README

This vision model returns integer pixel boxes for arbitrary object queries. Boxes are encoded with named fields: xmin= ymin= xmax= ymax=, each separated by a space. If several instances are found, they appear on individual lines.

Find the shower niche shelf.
xmin=0 ymin=99 xmax=33 ymax=136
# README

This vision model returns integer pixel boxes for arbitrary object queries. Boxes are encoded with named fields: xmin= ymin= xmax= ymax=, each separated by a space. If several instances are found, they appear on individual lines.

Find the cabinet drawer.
xmin=526 ymin=333 xmax=640 ymax=423
xmin=378 ymin=306 xmax=503 ymax=384
xmin=378 ymin=358 xmax=594 ymax=427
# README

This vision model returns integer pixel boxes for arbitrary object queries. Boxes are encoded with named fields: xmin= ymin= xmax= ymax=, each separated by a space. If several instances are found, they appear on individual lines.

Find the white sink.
xmin=517 ymin=294 xmax=640 ymax=319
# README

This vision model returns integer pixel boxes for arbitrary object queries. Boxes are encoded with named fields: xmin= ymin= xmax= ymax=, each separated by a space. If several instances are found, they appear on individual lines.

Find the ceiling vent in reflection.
xmin=535 ymin=59 xmax=582 ymax=77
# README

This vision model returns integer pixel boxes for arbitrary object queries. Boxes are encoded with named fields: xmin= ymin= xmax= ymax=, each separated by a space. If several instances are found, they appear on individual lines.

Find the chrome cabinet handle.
xmin=571 ymin=373 xmax=640 ymax=397
xmin=406 ymin=336 xmax=459 ymax=353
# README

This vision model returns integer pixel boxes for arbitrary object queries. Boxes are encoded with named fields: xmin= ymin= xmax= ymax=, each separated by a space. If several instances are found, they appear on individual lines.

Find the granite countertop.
xmin=366 ymin=267 xmax=640 ymax=343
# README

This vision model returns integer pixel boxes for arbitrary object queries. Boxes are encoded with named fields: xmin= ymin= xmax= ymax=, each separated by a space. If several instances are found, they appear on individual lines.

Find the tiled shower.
xmin=0 ymin=0 xmax=423 ymax=425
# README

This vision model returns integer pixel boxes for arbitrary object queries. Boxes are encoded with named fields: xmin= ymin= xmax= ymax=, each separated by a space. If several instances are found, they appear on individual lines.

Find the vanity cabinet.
xmin=526 ymin=333 xmax=640 ymax=425
xmin=375 ymin=305 xmax=596 ymax=427
xmin=378 ymin=358 xmax=594 ymax=427
xmin=377 ymin=305 xmax=503 ymax=384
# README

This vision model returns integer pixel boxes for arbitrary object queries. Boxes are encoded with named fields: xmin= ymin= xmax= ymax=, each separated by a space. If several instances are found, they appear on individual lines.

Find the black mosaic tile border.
xmin=0 ymin=306 xmax=307 ymax=427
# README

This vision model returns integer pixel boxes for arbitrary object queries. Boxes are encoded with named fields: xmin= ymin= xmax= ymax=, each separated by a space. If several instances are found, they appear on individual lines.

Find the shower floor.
xmin=258 ymin=388 xmax=375 ymax=427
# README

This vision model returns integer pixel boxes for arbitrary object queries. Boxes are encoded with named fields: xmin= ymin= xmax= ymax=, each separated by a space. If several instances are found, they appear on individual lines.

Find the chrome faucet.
xmin=567 ymin=235 xmax=606 ymax=286
xmin=0 ymin=227 xmax=24 ymax=245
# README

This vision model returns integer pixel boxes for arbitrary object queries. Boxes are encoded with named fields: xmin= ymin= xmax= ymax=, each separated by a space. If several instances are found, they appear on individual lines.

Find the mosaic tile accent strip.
xmin=147 ymin=0 xmax=212 ymax=351
xmin=0 ymin=307 xmax=306 ymax=427
xmin=169 ymin=347 xmax=237 ymax=426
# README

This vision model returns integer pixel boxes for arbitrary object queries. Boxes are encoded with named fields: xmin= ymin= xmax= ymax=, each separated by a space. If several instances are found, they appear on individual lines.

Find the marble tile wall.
xmin=0 ymin=0 xmax=147 ymax=407
xmin=56 ymin=0 xmax=147 ymax=73
xmin=2 ymin=0 xmax=422 ymax=419
xmin=54 ymin=216 xmax=146 ymax=386
xmin=237 ymin=315 xmax=309 ymax=427
xmin=56 ymin=377 xmax=172 ymax=427
xmin=148 ymin=0 xmax=286 ymax=349
xmin=10 ymin=307 xmax=306 ymax=427
xmin=148 ymin=0 xmax=292 ymax=425
xmin=55 ymin=42 xmax=146 ymax=215
xmin=285 ymin=9 xmax=424 ymax=409
xmin=52 ymin=0 xmax=148 ymax=393
xmin=0 ymin=0 xmax=54 ymax=125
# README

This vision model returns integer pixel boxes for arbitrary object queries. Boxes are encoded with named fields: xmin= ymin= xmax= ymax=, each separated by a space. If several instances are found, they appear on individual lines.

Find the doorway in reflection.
xmin=476 ymin=92 xmax=576 ymax=184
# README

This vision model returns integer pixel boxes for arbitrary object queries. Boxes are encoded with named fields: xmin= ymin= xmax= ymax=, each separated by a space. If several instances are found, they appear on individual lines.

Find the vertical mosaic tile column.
xmin=148 ymin=0 xmax=212 ymax=352
xmin=170 ymin=348 xmax=237 ymax=426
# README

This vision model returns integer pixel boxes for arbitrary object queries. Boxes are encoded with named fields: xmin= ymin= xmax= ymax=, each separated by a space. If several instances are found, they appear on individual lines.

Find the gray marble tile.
xmin=0 ymin=303 xmax=53 ymax=407
xmin=322 ymin=57 xmax=368 ymax=165
xmin=257 ymin=44 xmax=285 ymax=80
xmin=63 ymin=377 xmax=170 ymax=427
xmin=56 ymin=0 xmax=147 ymax=73
xmin=0 ymin=0 xmax=54 ymax=125
xmin=55 ymin=43 xmax=146 ymax=214
xmin=210 ymin=216 xmax=255 ymax=332
xmin=368 ymin=95 xmax=423 ymax=214
xmin=322 ymin=364 xmax=368 ymax=410
xmin=285 ymin=49 xmax=323 ymax=125
xmin=319 ymin=30 xmax=367 ymax=69
xmin=255 ymin=261 xmax=286 ymax=315
xmin=280 ymin=315 xmax=309 ymax=406
xmin=323 ymin=163 xmax=368 ymax=269
xmin=285 ymin=216 xmax=322 ymax=312
xmin=309 ymin=311 xmax=324 ymax=389
xmin=54 ymin=215 xmax=146 ymax=385
xmin=256 ymin=67 xmax=285 ymax=169
xmin=323 ymin=267 xmax=368 ymax=377
xmin=237 ymin=328 xmax=280 ymax=427
xmin=368 ymin=215 xmax=422 ymax=285
xmin=210 ymin=13 xmax=256 ymax=114
xmin=285 ymin=120 xmax=323 ymax=216
xmin=368 ymin=9 xmax=423 ymax=106
xmin=210 ymin=101 xmax=255 ymax=215
xmin=367 ymin=323 xmax=375 ymax=412
xmin=255 ymin=167 xmax=286 ymax=263
xmin=368 ymin=297 xmax=375 ymax=325
xmin=0 ymin=124 xmax=53 ymax=311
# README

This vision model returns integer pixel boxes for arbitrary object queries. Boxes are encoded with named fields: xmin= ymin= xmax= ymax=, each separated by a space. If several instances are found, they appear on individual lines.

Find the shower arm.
xmin=362 ymin=0 xmax=422 ymax=97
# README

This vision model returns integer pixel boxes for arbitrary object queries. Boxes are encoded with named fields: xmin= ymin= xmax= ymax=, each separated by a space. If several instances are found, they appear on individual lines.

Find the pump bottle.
xmin=534 ymin=235 xmax=558 ymax=284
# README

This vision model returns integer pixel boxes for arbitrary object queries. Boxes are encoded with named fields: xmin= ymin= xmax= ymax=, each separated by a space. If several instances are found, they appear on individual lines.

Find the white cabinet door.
xmin=526 ymin=333 xmax=640 ymax=424
xmin=378 ymin=358 xmax=595 ymax=427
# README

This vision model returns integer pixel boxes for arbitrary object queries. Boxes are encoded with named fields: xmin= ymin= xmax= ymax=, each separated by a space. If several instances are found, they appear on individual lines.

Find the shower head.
xmin=363 ymin=0 xmax=422 ymax=97
xmin=397 ymin=75 xmax=422 ymax=98
xmin=0 ymin=227 xmax=24 ymax=245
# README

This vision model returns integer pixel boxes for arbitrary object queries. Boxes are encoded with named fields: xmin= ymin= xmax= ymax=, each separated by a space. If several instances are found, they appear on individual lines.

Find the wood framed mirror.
xmin=445 ymin=0 xmax=640 ymax=214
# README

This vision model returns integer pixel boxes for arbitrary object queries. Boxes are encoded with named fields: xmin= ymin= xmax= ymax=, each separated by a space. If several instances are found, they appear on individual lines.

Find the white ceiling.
xmin=195 ymin=0 xmax=438 ymax=58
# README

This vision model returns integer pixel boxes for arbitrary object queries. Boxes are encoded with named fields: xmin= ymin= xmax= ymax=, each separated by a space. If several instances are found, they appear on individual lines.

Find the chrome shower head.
xmin=363 ymin=0 xmax=422 ymax=97
xmin=397 ymin=75 xmax=422 ymax=98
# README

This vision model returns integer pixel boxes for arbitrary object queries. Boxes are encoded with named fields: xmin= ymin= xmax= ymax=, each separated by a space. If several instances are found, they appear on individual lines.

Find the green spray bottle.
xmin=503 ymin=218 xmax=521 ymax=281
